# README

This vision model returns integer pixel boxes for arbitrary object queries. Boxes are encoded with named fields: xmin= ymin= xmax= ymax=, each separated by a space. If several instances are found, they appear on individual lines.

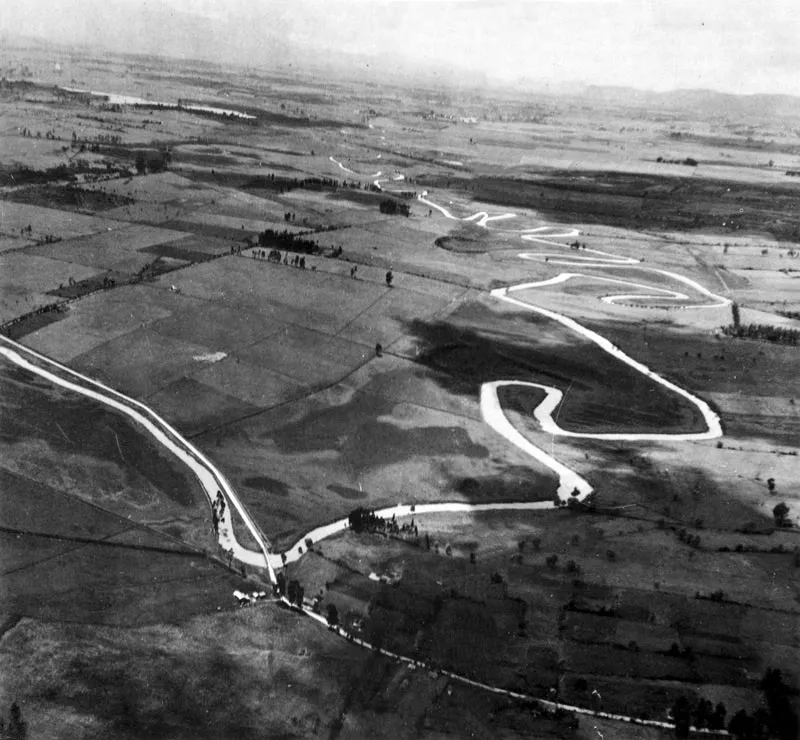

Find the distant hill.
xmin=512 ymin=79 xmax=800 ymax=118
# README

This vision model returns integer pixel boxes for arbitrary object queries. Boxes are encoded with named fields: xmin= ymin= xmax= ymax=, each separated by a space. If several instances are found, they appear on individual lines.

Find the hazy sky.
xmin=2 ymin=0 xmax=799 ymax=96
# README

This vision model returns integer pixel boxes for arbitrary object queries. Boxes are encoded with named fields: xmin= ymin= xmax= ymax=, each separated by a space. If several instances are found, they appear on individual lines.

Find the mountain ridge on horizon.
xmin=3 ymin=22 xmax=800 ymax=118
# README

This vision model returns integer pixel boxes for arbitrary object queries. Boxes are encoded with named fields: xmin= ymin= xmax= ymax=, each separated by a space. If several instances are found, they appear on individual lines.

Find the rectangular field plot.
xmin=146 ymin=376 xmax=262 ymax=436
xmin=338 ymin=288 xmax=458 ymax=346
xmin=1 ymin=529 xmax=240 ymax=626
xmin=81 ymin=171 xmax=216 ymax=204
xmin=0 ymin=235 xmax=37 ymax=254
xmin=311 ymin=222 xmax=436 ymax=258
xmin=235 ymin=326 xmax=370 ymax=386
xmin=70 ymin=326 xmax=215 ymax=398
xmin=100 ymin=201 xmax=187 ymax=224
xmin=162 ymin=257 xmax=388 ymax=334
xmin=0 ymin=290 xmax=54 ymax=325
xmin=183 ymin=209 xmax=312 ymax=235
xmin=358 ymin=218 xmax=441 ymax=245
xmin=21 ymin=284 xmax=185 ymax=361
xmin=0 ymin=252 xmax=98 ymax=322
xmin=25 ymin=224 xmax=190 ymax=273
xmin=147 ymin=234 xmax=240 ymax=257
xmin=0 ymin=467 xmax=133 ymax=541
xmin=0 ymin=252 xmax=99 ymax=295
xmin=188 ymin=356 xmax=305 ymax=408
xmin=0 ymin=200 xmax=125 ymax=240
xmin=150 ymin=299 xmax=286 ymax=352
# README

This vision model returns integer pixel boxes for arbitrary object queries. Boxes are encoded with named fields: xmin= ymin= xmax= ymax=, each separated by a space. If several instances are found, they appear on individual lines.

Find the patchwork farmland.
xmin=1 ymin=32 xmax=799 ymax=740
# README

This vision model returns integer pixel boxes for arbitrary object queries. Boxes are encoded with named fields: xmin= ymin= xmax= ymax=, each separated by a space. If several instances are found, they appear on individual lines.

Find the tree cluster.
xmin=379 ymin=198 xmax=410 ymax=217
xmin=671 ymin=668 xmax=798 ymax=740
xmin=671 ymin=696 xmax=727 ymax=737
xmin=348 ymin=507 xmax=417 ymax=538
xmin=246 ymin=172 xmax=375 ymax=194
xmin=274 ymin=572 xmax=305 ymax=608
xmin=134 ymin=147 xmax=171 ymax=175
xmin=727 ymin=669 xmax=798 ymax=740
xmin=257 ymin=228 xmax=320 ymax=255
xmin=722 ymin=322 xmax=800 ymax=346
xmin=656 ymin=156 xmax=699 ymax=166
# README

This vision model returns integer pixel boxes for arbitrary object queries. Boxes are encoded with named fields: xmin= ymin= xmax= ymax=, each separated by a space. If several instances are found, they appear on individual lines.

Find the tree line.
xmin=257 ymin=228 xmax=321 ymax=255
xmin=722 ymin=322 xmax=800 ymax=346
xmin=379 ymin=198 xmax=410 ymax=217
xmin=245 ymin=172 xmax=381 ymax=195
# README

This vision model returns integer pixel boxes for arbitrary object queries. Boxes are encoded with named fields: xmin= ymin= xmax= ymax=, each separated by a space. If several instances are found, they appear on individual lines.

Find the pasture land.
xmin=25 ymin=223 xmax=190 ymax=273
xmin=0 ymin=200 xmax=125 ymax=239
xmin=0 ymin=355 xmax=213 ymax=550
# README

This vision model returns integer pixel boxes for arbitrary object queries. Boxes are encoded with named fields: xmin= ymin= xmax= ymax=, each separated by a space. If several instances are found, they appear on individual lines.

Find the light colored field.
xmin=188 ymin=355 xmax=304 ymax=407
xmin=25 ymin=223 xmax=190 ymax=272
xmin=100 ymin=201 xmax=186 ymax=224
xmin=0 ymin=291 xmax=53 ymax=324
xmin=187 ymin=209 xmax=309 ymax=234
xmin=235 ymin=325 xmax=370 ymax=384
xmin=0 ymin=251 xmax=98 ymax=295
xmin=21 ymin=284 xmax=180 ymax=359
xmin=70 ymin=326 xmax=213 ymax=398
xmin=149 ymin=297 xmax=284 ymax=350
xmin=0 ymin=235 xmax=37 ymax=253
xmin=81 ymin=171 xmax=218 ymax=204
xmin=163 ymin=255 xmax=389 ymax=334
xmin=339 ymin=288 xmax=463 ymax=347
xmin=0 ymin=200 xmax=125 ymax=239
xmin=707 ymin=392 xmax=800 ymax=418
xmin=145 ymin=376 xmax=261 ymax=435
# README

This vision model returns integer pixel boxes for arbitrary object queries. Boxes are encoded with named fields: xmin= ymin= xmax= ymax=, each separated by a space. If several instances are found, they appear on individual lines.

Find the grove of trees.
xmin=722 ymin=322 xmax=800 ymax=346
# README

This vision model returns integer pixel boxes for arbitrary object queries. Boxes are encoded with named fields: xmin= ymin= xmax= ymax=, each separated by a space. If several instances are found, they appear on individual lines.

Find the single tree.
xmin=134 ymin=152 xmax=147 ymax=175
xmin=565 ymin=559 xmax=579 ymax=574
xmin=694 ymin=698 xmax=713 ymax=729
xmin=761 ymin=668 xmax=799 ymax=740
xmin=710 ymin=702 xmax=727 ymax=730
xmin=287 ymin=579 xmax=299 ymax=605
xmin=7 ymin=701 xmax=27 ymax=740
xmin=728 ymin=709 xmax=751 ymax=739
xmin=671 ymin=696 xmax=692 ymax=738
xmin=326 ymin=603 xmax=339 ymax=629
xmin=773 ymin=502 xmax=791 ymax=527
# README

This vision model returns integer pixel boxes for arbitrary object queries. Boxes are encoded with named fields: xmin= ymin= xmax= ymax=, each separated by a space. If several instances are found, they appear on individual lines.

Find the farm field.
xmin=1 ymin=35 xmax=799 ymax=740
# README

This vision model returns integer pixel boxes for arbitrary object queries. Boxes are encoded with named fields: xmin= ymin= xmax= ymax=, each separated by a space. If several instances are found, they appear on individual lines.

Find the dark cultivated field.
xmin=419 ymin=171 xmax=800 ymax=242
xmin=0 ymin=360 xmax=203 ymax=508
xmin=0 ymin=467 xmax=244 ymax=626
xmin=409 ymin=301 xmax=706 ymax=435
xmin=580 ymin=318 xmax=800 ymax=446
